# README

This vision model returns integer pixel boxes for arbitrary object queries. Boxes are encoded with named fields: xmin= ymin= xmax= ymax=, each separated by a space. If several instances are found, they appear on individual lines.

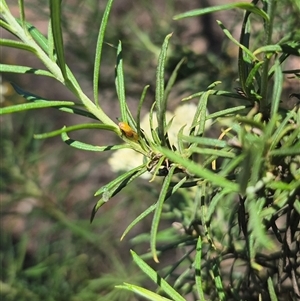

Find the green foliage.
xmin=1 ymin=0 xmax=300 ymax=300
xmin=0 ymin=112 xmax=142 ymax=301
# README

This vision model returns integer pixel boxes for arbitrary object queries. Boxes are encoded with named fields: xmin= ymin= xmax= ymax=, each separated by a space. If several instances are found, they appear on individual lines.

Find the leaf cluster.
xmin=1 ymin=0 xmax=300 ymax=300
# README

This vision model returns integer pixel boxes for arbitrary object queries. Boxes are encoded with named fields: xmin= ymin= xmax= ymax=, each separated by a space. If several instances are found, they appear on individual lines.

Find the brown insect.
xmin=118 ymin=122 xmax=139 ymax=141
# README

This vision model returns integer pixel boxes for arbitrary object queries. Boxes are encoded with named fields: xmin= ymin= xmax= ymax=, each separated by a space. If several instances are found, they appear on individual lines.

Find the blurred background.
xmin=1 ymin=0 xmax=299 ymax=300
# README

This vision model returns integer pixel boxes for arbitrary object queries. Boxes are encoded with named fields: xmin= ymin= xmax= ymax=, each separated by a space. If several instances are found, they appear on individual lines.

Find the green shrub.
xmin=1 ymin=0 xmax=299 ymax=300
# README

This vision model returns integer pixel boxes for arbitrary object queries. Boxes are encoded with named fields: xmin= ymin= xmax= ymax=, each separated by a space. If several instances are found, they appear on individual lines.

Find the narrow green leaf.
xmin=10 ymin=82 xmax=68 ymax=103
xmin=282 ymin=127 xmax=300 ymax=149
xmin=93 ymin=0 xmax=114 ymax=105
xmin=270 ymin=122 xmax=296 ymax=152
xmin=137 ymin=85 xmax=150 ymax=144
xmin=29 ymin=23 xmax=49 ymax=53
xmin=125 ymin=105 xmax=138 ymax=130
xmin=0 ymin=38 xmax=37 ymax=53
xmin=151 ymin=164 xmax=177 ymax=262
xmin=217 ymin=20 xmax=258 ymax=62
xmin=163 ymin=241 xmax=195 ymax=280
xmin=182 ymin=90 xmax=248 ymax=101
xmin=159 ymin=147 xmax=240 ymax=192
xmin=173 ymin=3 xmax=269 ymax=21
xmin=14 ymin=19 xmax=50 ymax=53
xmin=190 ymin=147 xmax=236 ymax=159
xmin=0 ymin=19 xmax=15 ymax=36
xmin=0 ymin=100 xmax=74 ymax=114
xmin=180 ymin=136 xmax=227 ymax=148
xmin=56 ymin=106 xmax=98 ymax=119
xmin=115 ymin=40 xmax=127 ymax=122
xmin=267 ymin=277 xmax=278 ymax=301
xmin=49 ymin=0 xmax=67 ymax=79
xmin=207 ymin=105 xmax=247 ymax=119
xmin=236 ymin=117 xmax=265 ymax=130
xmin=148 ymin=155 xmax=166 ymax=181
xmin=156 ymin=33 xmax=173 ymax=146
xmin=129 ymin=22 xmax=161 ymax=58
xmin=253 ymin=44 xmax=283 ymax=56
xmin=198 ymin=182 xmax=216 ymax=249
xmin=130 ymin=250 xmax=186 ymax=301
xmin=219 ymin=153 xmax=246 ymax=177
xmin=245 ymin=61 xmax=263 ymax=89
xmin=35 ymin=123 xmax=117 ymax=139
xmin=247 ymin=199 xmax=275 ymax=250
xmin=173 ymin=265 xmax=196 ymax=295
xmin=91 ymin=165 xmax=148 ymax=222
xmin=11 ymin=82 xmax=55 ymax=100
xmin=270 ymin=147 xmax=300 ymax=156
xmin=207 ymin=81 xmax=222 ymax=89
xmin=190 ymin=90 xmax=210 ymax=137
xmin=0 ymin=64 xmax=55 ymax=77
xmin=47 ymin=20 xmax=55 ymax=61
xmin=61 ymin=131 xmax=124 ymax=152
xmin=238 ymin=9 xmax=252 ymax=98
xmin=259 ymin=0 xmax=277 ymax=115
xmin=294 ymin=200 xmax=300 ymax=215
xmin=212 ymin=263 xmax=226 ymax=301
xmin=176 ymin=125 xmax=186 ymax=154
xmin=14 ymin=234 xmax=28 ymax=273
xmin=94 ymin=164 xmax=145 ymax=197
xmin=270 ymin=61 xmax=283 ymax=117
xmin=120 ymin=204 xmax=156 ymax=241
xmin=267 ymin=180 xmax=297 ymax=191
xmin=10 ymin=82 xmax=97 ymax=118
xmin=116 ymin=283 xmax=172 ymax=301
xmin=164 ymin=57 xmax=186 ymax=102
xmin=18 ymin=0 xmax=26 ymax=28
xmin=195 ymin=237 xmax=205 ymax=301
xmin=149 ymin=102 xmax=161 ymax=144
xmin=260 ymin=190 xmax=290 ymax=221
xmin=206 ymin=189 xmax=232 ymax=223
